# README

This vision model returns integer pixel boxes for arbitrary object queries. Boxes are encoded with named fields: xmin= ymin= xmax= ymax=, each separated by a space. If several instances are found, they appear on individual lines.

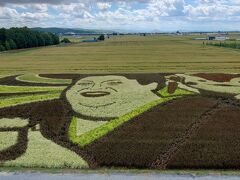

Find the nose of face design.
xmin=81 ymin=91 xmax=110 ymax=97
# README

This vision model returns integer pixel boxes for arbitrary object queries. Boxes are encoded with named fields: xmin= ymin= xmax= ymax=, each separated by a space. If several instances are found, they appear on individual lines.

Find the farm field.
xmin=1 ymin=35 xmax=240 ymax=171
xmin=1 ymin=35 xmax=240 ymax=74
xmin=60 ymin=35 xmax=98 ymax=43
xmin=1 ymin=73 xmax=240 ymax=170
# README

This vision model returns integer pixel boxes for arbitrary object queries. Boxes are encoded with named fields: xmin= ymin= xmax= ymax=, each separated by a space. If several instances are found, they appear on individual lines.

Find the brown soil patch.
xmin=152 ymin=100 xmax=222 ymax=169
xmin=84 ymin=96 xmax=218 ymax=169
xmin=167 ymin=104 xmax=240 ymax=169
xmin=41 ymin=73 xmax=172 ymax=91
xmin=194 ymin=73 xmax=240 ymax=82
xmin=199 ymin=89 xmax=236 ymax=99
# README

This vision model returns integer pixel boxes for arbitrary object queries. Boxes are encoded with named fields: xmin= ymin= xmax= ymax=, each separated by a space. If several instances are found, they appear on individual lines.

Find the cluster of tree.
xmin=61 ymin=38 xmax=71 ymax=43
xmin=207 ymin=41 xmax=240 ymax=49
xmin=98 ymin=34 xmax=105 ymax=41
xmin=0 ymin=27 xmax=60 ymax=52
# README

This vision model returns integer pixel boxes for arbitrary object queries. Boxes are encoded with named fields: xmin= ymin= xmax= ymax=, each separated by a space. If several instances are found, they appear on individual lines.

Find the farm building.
xmin=82 ymin=38 xmax=98 ymax=42
xmin=208 ymin=36 xmax=229 ymax=41
xmin=193 ymin=37 xmax=208 ymax=40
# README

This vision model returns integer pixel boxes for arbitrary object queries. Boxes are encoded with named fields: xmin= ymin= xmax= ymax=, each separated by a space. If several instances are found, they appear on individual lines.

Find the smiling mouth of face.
xmin=81 ymin=91 xmax=111 ymax=97
xmin=78 ymin=101 xmax=116 ymax=108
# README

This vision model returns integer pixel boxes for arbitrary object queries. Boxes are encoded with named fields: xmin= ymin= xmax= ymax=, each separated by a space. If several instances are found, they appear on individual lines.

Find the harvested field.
xmin=1 ymin=35 xmax=240 ymax=74
xmin=0 ymin=73 xmax=240 ymax=170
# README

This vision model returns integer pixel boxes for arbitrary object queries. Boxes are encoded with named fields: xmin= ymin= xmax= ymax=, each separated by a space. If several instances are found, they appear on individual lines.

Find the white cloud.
xmin=0 ymin=0 xmax=240 ymax=31
xmin=0 ymin=7 xmax=18 ymax=19
xmin=96 ymin=2 xmax=111 ymax=11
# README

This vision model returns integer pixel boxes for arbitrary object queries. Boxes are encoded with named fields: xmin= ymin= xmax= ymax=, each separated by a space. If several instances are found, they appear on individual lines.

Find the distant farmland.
xmin=1 ymin=35 xmax=240 ymax=74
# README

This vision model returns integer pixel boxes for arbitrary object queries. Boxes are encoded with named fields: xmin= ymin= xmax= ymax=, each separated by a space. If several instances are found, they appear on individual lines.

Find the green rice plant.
xmin=75 ymin=118 xmax=107 ymax=136
xmin=16 ymin=74 xmax=72 ymax=85
xmin=0 ymin=92 xmax=61 ymax=108
xmin=0 ymin=118 xmax=29 ymax=128
xmin=3 ymin=130 xmax=88 ymax=168
xmin=69 ymin=96 xmax=179 ymax=147
xmin=66 ymin=76 xmax=160 ymax=118
xmin=0 ymin=132 xmax=18 ymax=151
xmin=0 ymin=85 xmax=65 ymax=94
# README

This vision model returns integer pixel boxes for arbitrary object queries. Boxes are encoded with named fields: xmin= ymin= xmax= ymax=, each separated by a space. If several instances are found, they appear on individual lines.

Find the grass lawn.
xmin=1 ymin=35 xmax=240 ymax=74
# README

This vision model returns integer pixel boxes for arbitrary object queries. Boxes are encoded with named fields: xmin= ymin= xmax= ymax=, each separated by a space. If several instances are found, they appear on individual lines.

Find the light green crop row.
xmin=0 ymin=132 xmax=18 ymax=151
xmin=3 ymin=130 xmax=88 ymax=169
xmin=69 ymin=96 xmax=178 ymax=147
xmin=16 ymin=74 xmax=72 ymax=85
xmin=0 ymin=85 xmax=66 ymax=94
xmin=0 ymin=92 xmax=61 ymax=108
xmin=0 ymin=118 xmax=29 ymax=128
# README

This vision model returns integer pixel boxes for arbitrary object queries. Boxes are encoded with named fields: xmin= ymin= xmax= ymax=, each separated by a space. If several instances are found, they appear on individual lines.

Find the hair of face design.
xmin=66 ymin=76 xmax=159 ymax=119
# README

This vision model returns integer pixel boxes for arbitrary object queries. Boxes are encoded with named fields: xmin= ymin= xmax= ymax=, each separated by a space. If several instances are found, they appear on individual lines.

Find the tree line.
xmin=0 ymin=27 xmax=60 ymax=52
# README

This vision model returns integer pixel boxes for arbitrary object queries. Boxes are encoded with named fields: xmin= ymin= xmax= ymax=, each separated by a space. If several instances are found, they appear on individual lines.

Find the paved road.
xmin=0 ymin=172 xmax=240 ymax=180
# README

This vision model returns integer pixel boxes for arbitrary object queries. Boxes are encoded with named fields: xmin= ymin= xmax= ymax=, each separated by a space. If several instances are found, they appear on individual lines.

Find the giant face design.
xmin=66 ymin=76 xmax=159 ymax=119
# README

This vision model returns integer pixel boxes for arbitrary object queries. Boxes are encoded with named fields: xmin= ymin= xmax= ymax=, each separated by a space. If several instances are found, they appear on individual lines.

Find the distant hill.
xmin=31 ymin=27 xmax=113 ymax=35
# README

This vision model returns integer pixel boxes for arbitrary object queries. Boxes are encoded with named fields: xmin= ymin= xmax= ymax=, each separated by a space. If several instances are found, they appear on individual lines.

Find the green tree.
xmin=42 ymin=33 xmax=53 ymax=46
xmin=50 ymin=33 xmax=60 ymax=45
xmin=0 ymin=28 xmax=6 ymax=43
xmin=36 ymin=32 xmax=45 ymax=46
xmin=0 ymin=45 xmax=5 ymax=51
xmin=8 ymin=39 xmax=17 ymax=49
xmin=5 ymin=41 xmax=11 ymax=50
xmin=61 ymin=38 xmax=71 ymax=43
xmin=98 ymin=34 xmax=105 ymax=41
xmin=1 ymin=27 xmax=59 ymax=51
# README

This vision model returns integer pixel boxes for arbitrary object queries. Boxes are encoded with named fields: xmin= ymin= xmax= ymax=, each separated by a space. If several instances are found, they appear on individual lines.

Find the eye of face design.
xmin=102 ymin=80 xmax=123 ymax=86
xmin=77 ymin=81 xmax=94 ymax=87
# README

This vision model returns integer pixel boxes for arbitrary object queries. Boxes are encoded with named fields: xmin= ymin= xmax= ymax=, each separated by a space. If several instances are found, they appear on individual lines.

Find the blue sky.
xmin=0 ymin=0 xmax=240 ymax=32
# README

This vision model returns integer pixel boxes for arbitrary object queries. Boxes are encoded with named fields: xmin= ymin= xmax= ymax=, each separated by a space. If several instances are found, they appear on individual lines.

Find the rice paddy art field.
xmin=1 ymin=72 xmax=240 ymax=170
xmin=1 ymin=35 xmax=240 ymax=171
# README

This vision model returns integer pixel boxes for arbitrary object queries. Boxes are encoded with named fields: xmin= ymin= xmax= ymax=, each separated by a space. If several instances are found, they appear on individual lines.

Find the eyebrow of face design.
xmin=77 ymin=80 xmax=94 ymax=84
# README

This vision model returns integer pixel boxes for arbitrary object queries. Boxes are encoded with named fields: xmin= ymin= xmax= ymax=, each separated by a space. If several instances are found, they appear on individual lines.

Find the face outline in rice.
xmin=66 ymin=75 xmax=159 ymax=119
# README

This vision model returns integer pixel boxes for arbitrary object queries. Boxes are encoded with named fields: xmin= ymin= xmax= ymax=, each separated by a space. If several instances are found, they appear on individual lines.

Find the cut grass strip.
xmin=0 ymin=93 xmax=61 ymax=108
xmin=16 ymin=74 xmax=72 ymax=85
xmin=0 ymin=85 xmax=65 ymax=94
